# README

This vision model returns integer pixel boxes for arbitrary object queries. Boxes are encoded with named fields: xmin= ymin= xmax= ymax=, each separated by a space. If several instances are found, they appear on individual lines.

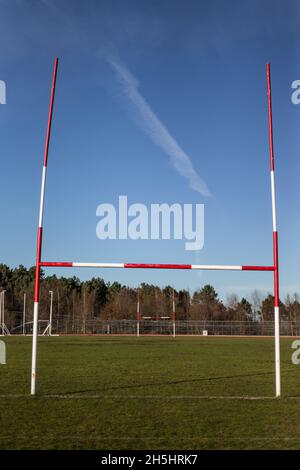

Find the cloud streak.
xmin=107 ymin=56 xmax=210 ymax=197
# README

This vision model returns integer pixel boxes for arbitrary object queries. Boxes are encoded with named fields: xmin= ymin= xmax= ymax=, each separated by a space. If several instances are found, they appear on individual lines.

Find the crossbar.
xmin=39 ymin=262 xmax=275 ymax=271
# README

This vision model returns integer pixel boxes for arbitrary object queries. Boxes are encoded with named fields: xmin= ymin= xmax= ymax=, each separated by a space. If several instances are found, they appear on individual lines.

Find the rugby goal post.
xmin=136 ymin=288 xmax=176 ymax=337
xmin=0 ymin=291 xmax=10 ymax=336
xmin=30 ymin=59 xmax=281 ymax=397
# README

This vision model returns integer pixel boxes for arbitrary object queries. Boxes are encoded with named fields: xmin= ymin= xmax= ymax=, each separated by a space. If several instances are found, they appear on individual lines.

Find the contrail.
xmin=108 ymin=57 xmax=211 ymax=197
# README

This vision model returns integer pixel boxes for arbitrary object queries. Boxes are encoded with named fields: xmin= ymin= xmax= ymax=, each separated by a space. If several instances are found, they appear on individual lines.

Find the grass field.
xmin=0 ymin=335 xmax=299 ymax=450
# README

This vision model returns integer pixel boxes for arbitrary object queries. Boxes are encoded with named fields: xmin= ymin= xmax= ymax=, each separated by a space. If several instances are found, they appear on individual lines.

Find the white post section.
xmin=270 ymin=171 xmax=277 ymax=231
xmin=38 ymin=166 xmax=47 ymax=228
xmin=0 ymin=291 xmax=7 ymax=335
xmin=2 ymin=291 xmax=5 ymax=330
xmin=31 ymin=301 xmax=39 ymax=394
xmin=172 ymin=290 xmax=176 ymax=338
xmin=274 ymin=305 xmax=280 ymax=396
xmin=49 ymin=290 xmax=53 ymax=336
xmin=137 ymin=289 xmax=140 ymax=337
xmin=23 ymin=293 xmax=26 ymax=336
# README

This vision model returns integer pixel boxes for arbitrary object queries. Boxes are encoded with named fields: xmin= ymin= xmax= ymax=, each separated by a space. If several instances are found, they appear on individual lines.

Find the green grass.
xmin=0 ymin=335 xmax=300 ymax=449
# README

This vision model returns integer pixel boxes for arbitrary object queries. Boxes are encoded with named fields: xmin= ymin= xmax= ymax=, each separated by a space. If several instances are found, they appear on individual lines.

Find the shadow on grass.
xmin=61 ymin=369 xmax=275 ymax=396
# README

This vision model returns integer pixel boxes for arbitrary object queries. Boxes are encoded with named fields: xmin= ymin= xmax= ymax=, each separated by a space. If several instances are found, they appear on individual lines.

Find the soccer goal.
xmin=11 ymin=320 xmax=51 ymax=336
xmin=30 ymin=58 xmax=281 ymax=397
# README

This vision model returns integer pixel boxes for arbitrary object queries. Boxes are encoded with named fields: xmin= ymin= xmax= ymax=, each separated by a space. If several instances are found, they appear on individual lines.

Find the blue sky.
xmin=0 ymin=0 xmax=299 ymax=302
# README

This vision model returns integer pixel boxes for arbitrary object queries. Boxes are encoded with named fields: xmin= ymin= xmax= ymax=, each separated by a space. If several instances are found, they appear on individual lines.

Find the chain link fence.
xmin=6 ymin=315 xmax=300 ymax=336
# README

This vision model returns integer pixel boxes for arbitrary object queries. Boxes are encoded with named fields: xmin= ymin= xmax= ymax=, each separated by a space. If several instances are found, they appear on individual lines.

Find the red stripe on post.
xmin=124 ymin=263 xmax=192 ymax=270
xmin=266 ymin=63 xmax=275 ymax=172
xmin=242 ymin=265 xmax=275 ymax=271
xmin=40 ymin=262 xmax=73 ymax=267
xmin=43 ymin=58 xmax=58 ymax=167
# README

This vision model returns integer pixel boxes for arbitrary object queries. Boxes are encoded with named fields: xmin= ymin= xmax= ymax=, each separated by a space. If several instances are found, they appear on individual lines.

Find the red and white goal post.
xmin=31 ymin=59 xmax=281 ymax=397
xmin=135 ymin=288 xmax=176 ymax=337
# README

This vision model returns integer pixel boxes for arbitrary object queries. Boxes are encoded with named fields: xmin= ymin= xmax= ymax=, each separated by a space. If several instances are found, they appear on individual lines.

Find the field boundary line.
xmin=0 ymin=394 xmax=278 ymax=400
xmin=1 ymin=435 xmax=300 ymax=442
xmin=42 ymin=334 xmax=300 ymax=339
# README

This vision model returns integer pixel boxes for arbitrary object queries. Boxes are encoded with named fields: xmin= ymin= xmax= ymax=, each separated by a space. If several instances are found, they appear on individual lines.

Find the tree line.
xmin=0 ymin=264 xmax=300 ymax=331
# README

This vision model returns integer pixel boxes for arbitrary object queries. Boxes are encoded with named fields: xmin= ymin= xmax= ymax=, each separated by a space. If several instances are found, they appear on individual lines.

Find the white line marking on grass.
xmin=0 ymin=394 xmax=27 ymax=398
xmin=0 ymin=394 xmax=277 ymax=400
xmin=1 ymin=435 xmax=300 ymax=442
xmin=45 ymin=394 xmax=277 ymax=400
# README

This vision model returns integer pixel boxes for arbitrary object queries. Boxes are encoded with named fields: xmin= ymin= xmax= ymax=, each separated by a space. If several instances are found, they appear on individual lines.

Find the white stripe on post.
xmin=191 ymin=265 xmax=242 ymax=270
xmin=31 ymin=302 xmax=39 ymax=395
xmin=38 ymin=166 xmax=47 ymax=228
xmin=23 ymin=293 xmax=26 ymax=336
xmin=270 ymin=171 xmax=277 ymax=232
xmin=73 ymin=262 xmax=125 ymax=268
xmin=274 ymin=306 xmax=281 ymax=397
xmin=136 ymin=289 xmax=140 ymax=337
